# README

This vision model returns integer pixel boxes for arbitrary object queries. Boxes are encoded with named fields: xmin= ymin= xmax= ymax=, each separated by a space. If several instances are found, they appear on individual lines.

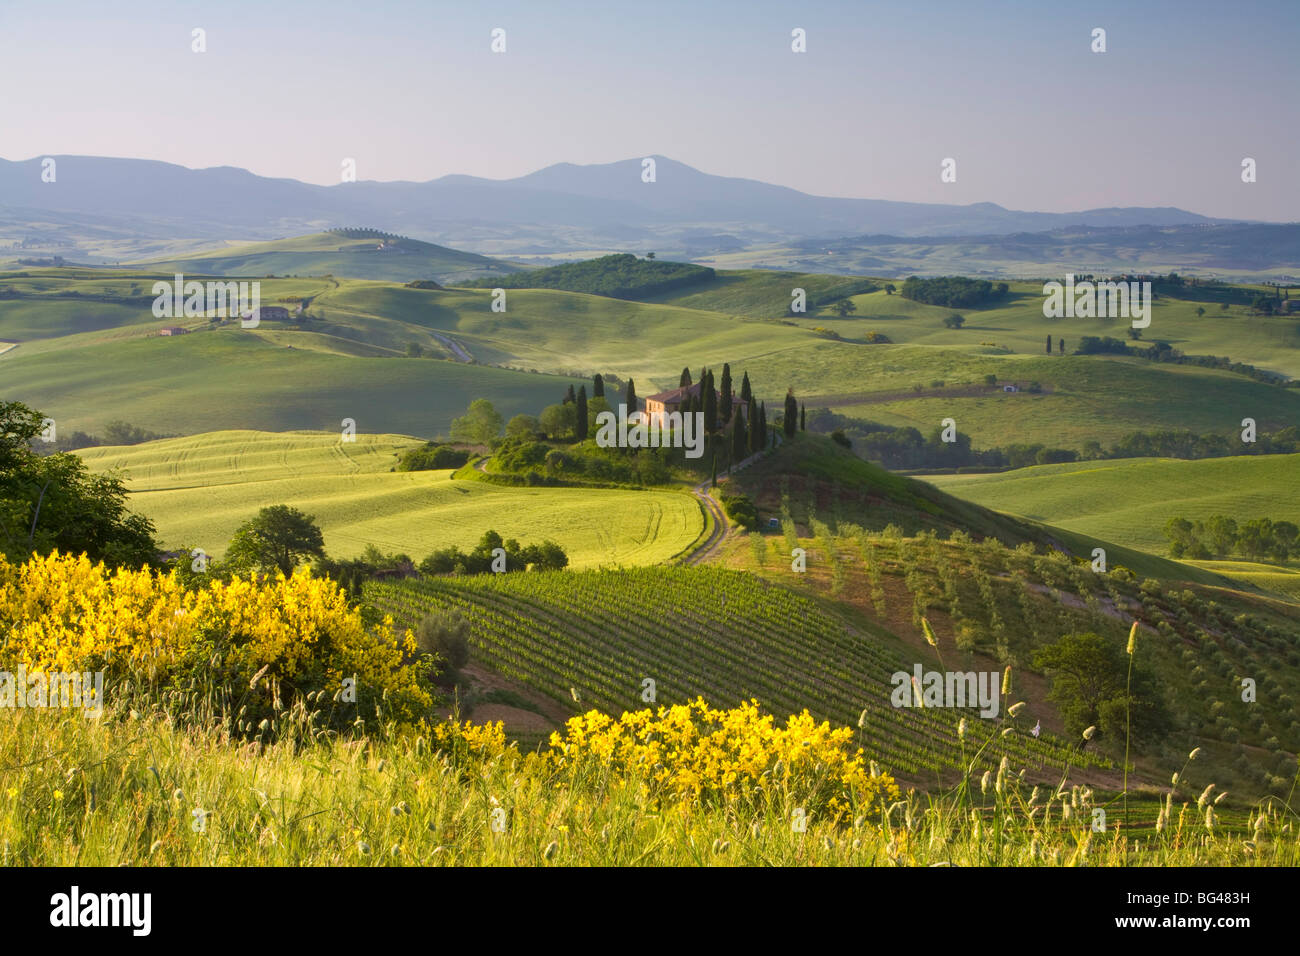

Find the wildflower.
xmin=1171 ymin=772 xmax=1180 ymax=787
xmin=1082 ymin=725 xmax=1096 ymax=741
xmin=958 ymin=718 xmax=967 ymax=740
xmin=921 ymin=618 xmax=938 ymax=648
xmin=1008 ymin=701 xmax=1026 ymax=717
xmin=980 ymin=770 xmax=991 ymax=794
xmin=358 ymin=841 xmax=371 ymax=855
xmin=1001 ymin=667 xmax=1012 ymax=696
xmin=53 ymin=790 xmax=64 ymax=801
xmin=857 ymin=709 xmax=868 ymax=729
xmin=249 ymin=664 xmax=270 ymax=690
xmin=569 ymin=687 xmax=581 ymax=703
xmin=1127 ymin=620 xmax=1138 ymax=655
xmin=1197 ymin=784 xmax=1216 ymax=810
xmin=1188 ymin=747 xmax=1201 ymax=761
xmin=1214 ymin=791 xmax=1229 ymax=805
xmin=4 ymin=788 xmax=15 ymax=799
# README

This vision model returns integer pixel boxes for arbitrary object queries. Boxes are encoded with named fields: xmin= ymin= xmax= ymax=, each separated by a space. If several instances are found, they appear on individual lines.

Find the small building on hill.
xmin=158 ymin=326 xmax=189 ymax=336
xmin=1002 ymin=384 xmax=1020 ymax=393
xmin=644 ymin=381 xmax=747 ymax=427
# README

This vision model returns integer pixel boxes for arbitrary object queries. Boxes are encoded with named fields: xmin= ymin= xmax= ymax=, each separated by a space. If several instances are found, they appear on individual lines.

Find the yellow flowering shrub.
xmin=0 ymin=551 xmax=434 ymax=727
xmin=546 ymin=698 xmax=899 ymax=820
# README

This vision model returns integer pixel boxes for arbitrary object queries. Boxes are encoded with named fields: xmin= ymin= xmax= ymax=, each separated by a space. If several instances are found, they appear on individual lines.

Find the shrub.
xmin=415 ymin=609 xmax=471 ymax=677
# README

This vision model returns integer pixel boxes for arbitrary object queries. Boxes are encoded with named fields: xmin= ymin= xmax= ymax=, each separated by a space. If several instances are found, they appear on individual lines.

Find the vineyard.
xmin=367 ymin=566 xmax=1109 ymax=782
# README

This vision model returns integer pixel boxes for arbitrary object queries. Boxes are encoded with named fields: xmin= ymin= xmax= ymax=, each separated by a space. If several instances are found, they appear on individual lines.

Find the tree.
xmin=1272 ymin=520 xmax=1299 ymax=561
xmin=505 ymin=414 xmax=541 ymax=440
xmin=0 ymin=401 xmax=157 ymax=567
xmin=884 ymin=283 xmax=896 ymax=295
xmin=942 ymin=314 xmax=965 ymax=329
xmin=1237 ymin=518 xmax=1275 ymax=561
xmin=750 ymin=404 xmax=765 ymax=454
xmin=539 ymin=403 xmax=576 ymax=440
xmin=592 ymin=373 xmax=605 ymax=398
xmin=449 ymin=399 xmax=503 ymax=444
xmin=1127 ymin=328 xmax=1142 ymax=340
xmin=1046 ymin=334 xmax=1052 ymax=354
xmin=1204 ymin=514 xmax=1238 ymax=557
xmin=225 ymin=505 xmax=326 ymax=577
xmin=703 ymin=369 xmax=717 ymax=433
xmin=1033 ymin=632 xmax=1168 ymax=749
xmin=834 ymin=298 xmax=857 ymax=317
xmin=415 ymin=609 xmax=471 ymax=678
xmin=830 ymin=429 xmax=851 ymax=448
xmin=1196 ymin=307 xmax=1206 ymax=317
xmin=1058 ymin=338 xmax=1065 ymax=355
xmin=739 ymin=370 xmax=753 ymax=408
xmin=731 ymin=412 xmax=748 ymax=459
xmin=784 ymin=391 xmax=798 ymax=439
xmin=564 ymin=384 xmax=576 ymax=405
xmin=575 ymin=385 xmax=589 ymax=441
xmin=800 ymin=404 xmax=806 ymax=432
xmin=405 ymin=342 xmax=424 ymax=358
xmin=719 ymin=364 xmax=733 ymax=423
xmin=646 ymin=252 xmax=656 ymax=259
xmin=625 ymin=378 xmax=637 ymax=413
xmin=679 ymin=367 xmax=692 ymax=388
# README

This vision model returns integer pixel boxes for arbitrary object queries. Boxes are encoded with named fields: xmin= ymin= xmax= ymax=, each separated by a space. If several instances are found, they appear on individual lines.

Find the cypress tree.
xmin=679 ymin=367 xmax=692 ymax=388
xmin=720 ymin=364 xmax=733 ymax=423
xmin=576 ymin=385 xmax=588 ymax=441
xmin=1046 ymin=334 xmax=1051 ymax=354
xmin=732 ymin=412 xmax=748 ymax=459
xmin=625 ymin=378 xmax=637 ymax=413
xmin=784 ymin=390 xmax=798 ymax=439
xmin=703 ymin=369 xmax=718 ymax=433
xmin=800 ymin=403 xmax=806 ymax=432
xmin=593 ymin=373 xmax=604 ymax=398
xmin=759 ymin=401 xmax=768 ymax=449
xmin=710 ymin=452 xmax=717 ymax=489
xmin=748 ymin=402 xmax=763 ymax=455
xmin=1059 ymin=338 xmax=1065 ymax=355
xmin=739 ymin=371 xmax=753 ymax=407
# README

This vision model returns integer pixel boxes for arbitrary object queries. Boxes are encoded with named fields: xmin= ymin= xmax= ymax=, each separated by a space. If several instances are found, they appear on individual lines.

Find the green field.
xmin=928 ymin=454 xmax=1300 ymax=558
xmin=78 ymin=431 xmax=705 ymax=568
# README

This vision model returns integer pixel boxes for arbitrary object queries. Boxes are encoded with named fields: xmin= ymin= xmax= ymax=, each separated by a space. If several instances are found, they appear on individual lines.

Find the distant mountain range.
xmin=1 ymin=154 xmax=1293 ymax=277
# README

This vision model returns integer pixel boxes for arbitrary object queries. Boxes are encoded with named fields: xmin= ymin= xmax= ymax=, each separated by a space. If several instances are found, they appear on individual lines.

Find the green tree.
xmin=415 ymin=609 xmax=470 ymax=678
xmin=225 ymin=504 xmax=326 ymax=577
xmin=592 ymin=373 xmax=605 ymax=398
xmin=942 ymin=314 xmax=965 ymax=329
xmin=505 ymin=414 xmax=541 ymax=440
xmin=884 ymin=283 xmax=896 ymax=295
xmin=449 ymin=399 xmax=503 ymax=444
xmin=0 ymin=401 xmax=157 ymax=567
xmin=783 ymin=390 xmax=798 ymax=439
xmin=679 ymin=367 xmax=692 ymax=388
xmin=703 ymin=369 xmax=717 ymax=433
xmin=1046 ymin=334 xmax=1052 ymax=354
xmin=1204 ymin=514 xmax=1238 ymax=557
xmin=405 ymin=342 xmax=424 ymax=358
xmin=625 ymin=378 xmax=637 ymax=413
xmin=731 ymin=411 xmax=748 ymax=459
xmin=834 ymin=298 xmax=857 ymax=317
xmin=719 ymin=364 xmax=733 ymax=423
xmin=1237 ymin=518 xmax=1275 ymax=561
xmin=575 ymin=385 xmax=589 ymax=441
xmin=1033 ymin=632 xmax=1167 ymax=749
xmin=539 ymin=403 xmax=577 ymax=440
xmin=800 ymin=403 xmax=806 ymax=432
xmin=739 ymin=370 xmax=753 ymax=408
xmin=1196 ymin=307 xmax=1206 ymax=317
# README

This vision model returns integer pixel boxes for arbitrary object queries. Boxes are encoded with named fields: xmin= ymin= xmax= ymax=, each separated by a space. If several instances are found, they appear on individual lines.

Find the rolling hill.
xmin=138 ymin=230 xmax=522 ymax=284
xmin=77 ymin=431 xmax=705 ymax=568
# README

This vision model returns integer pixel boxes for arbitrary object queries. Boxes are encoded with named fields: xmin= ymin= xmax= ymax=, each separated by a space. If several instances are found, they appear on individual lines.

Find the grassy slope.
xmin=78 ymin=431 xmax=704 ymax=568
xmin=136 ymin=232 xmax=521 ymax=283
xmin=5 ymin=331 xmax=586 ymax=437
xmin=928 ymin=454 xmax=1300 ymax=556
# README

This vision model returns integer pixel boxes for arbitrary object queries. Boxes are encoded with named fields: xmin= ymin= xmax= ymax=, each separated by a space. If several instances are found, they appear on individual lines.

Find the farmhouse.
xmin=1002 ymin=384 xmax=1019 ymax=393
xmin=644 ymin=381 xmax=747 ymax=428
xmin=241 ymin=306 xmax=291 ymax=323
xmin=158 ymin=326 xmax=189 ymax=336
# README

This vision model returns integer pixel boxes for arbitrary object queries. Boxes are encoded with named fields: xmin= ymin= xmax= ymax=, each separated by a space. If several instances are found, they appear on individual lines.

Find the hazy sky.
xmin=2 ymin=0 xmax=1296 ymax=219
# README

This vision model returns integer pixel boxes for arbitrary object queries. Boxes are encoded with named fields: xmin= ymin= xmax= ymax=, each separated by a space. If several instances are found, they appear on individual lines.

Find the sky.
xmin=1 ymin=0 xmax=1296 ymax=219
